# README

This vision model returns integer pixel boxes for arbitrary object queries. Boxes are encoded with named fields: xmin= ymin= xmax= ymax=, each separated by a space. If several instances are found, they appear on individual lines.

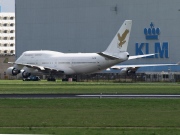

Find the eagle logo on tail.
xmin=117 ymin=29 xmax=129 ymax=48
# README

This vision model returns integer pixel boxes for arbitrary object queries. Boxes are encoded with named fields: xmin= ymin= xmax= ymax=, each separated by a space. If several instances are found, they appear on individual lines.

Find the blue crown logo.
xmin=144 ymin=22 xmax=160 ymax=40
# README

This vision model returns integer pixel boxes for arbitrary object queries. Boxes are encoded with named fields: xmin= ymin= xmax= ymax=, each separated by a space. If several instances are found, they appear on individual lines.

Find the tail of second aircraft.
xmin=103 ymin=20 xmax=132 ymax=57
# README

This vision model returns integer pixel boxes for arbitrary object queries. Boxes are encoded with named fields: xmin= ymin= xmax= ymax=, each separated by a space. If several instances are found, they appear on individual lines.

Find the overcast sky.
xmin=0 ymin=0 xmax=15 ymax=12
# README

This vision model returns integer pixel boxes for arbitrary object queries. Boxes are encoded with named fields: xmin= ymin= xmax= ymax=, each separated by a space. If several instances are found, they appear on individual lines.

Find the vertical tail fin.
xmin=104 ymin=20 xmax=132 ymax=55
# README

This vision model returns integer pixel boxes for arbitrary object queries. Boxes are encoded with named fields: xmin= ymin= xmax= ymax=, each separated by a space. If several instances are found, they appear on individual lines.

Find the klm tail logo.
xmin=144 ymin=22 xmax=160 ymax=40
xmin=117 ymin=29 xmax=129 ymax=48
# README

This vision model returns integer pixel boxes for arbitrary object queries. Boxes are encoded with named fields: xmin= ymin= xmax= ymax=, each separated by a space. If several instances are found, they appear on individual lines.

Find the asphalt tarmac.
xmin=0 ymin=94 xmax=180 ymax=98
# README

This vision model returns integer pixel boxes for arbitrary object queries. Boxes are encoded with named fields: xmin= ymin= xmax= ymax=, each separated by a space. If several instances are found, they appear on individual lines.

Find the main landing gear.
xmin=47 ymin=76 xmax=56 ymax=81
xmin=46 ymin=75 xmax=78 ymax=82
xmin=62 ymin=75 xmax=77 ymax=82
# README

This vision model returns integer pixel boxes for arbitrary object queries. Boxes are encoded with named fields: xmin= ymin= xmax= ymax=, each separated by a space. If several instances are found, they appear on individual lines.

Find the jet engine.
xmin=120 ymin=68 xmax=136 ymax=76
xmin=126 ymin=69 xmax=136 ymax=76
xmin=120 ymin=68 xmax=128 ymax=75
xmin=20 ymin=67 xmax=38 ymax=78
xmin=6 ymin=67 xmax=21 ymax=76
xmin=21 ymin=70 xmax=31 ymax=78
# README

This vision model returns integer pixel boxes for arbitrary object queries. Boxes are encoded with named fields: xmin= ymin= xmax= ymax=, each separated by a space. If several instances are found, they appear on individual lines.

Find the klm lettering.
xmin=135 ymin=42 xmax=169 ymax=58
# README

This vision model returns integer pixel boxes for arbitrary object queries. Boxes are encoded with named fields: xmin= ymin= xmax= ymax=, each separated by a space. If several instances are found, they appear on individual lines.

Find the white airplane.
xmin=6 ymin=20 xmax=155 ymax=80
xmin=109 ymin=63 xmax=179 ymax=75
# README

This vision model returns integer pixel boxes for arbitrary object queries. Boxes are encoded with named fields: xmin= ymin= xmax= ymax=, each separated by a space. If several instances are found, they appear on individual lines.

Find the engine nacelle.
xmin=21 ymin=70 xmax=31 ymax=78
xmin=6 ymin=67 xmax=21 ymax=76
xmin=120 ymin=68 xmax=136 ymax=76
xmin=126 ymin=69 xmax=136 ymax=76
xmin=120 ymin=68 xmax=127 ymax=75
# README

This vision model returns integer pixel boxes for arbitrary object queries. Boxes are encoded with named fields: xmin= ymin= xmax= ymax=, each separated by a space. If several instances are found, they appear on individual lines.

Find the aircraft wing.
xmin=111 ymin=63 xmax=178 ymax=70
xmin=11 ymin=62 xmax=64 ymax=73
xmin=128 ymin=54 xmax=155 ymax=60
xmin=109 ymin=63 xmax=179 ymax=75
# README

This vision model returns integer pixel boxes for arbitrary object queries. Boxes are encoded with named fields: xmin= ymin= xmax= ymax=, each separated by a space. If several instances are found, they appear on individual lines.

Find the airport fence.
xmin=4 ymin=73 xmax=180 ymax=82
xmin=75 ymin=73 xmax=180 ymax=82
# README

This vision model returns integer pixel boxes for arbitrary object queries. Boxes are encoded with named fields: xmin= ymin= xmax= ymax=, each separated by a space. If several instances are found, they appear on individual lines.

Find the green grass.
xmin=0 ymin=127 xmax=180 ymax=135
xmin=0 ymin=80 xmax=179 ymax=94
xmin=0 ymin=98 xmax=180 ymax=134
xmin=1 ymin=98 xmax=180 ymax=127
xmin=0 ymin=80 xmax=180 ymax=134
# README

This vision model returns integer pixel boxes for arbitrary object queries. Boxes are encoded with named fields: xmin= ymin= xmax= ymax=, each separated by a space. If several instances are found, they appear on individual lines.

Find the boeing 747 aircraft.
xmin=6 ymin=20 xmax=155 ymax=80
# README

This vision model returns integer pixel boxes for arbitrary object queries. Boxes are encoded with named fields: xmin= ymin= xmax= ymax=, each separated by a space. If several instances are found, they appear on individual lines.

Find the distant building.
xmin=15 ymin=0 xmax=180 ymax=73
xmin=0 ymin=13 xmax=15 ymax=55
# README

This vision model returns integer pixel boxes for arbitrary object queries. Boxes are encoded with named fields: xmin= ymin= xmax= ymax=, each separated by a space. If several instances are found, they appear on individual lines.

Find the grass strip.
xmin=0 ymin=98 xmax=180 ymax=134
xmin=0 ymin=127 xmax=180 ymax=135
xmin=0 ymin=80 xmax=179 ymax=94
xmin=0 ymin=98 xmax=180 ymax=128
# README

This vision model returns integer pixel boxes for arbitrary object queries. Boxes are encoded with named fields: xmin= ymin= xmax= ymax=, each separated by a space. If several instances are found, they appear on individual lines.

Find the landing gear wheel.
xmin=47 ymin=76 xmax=56 ymax=81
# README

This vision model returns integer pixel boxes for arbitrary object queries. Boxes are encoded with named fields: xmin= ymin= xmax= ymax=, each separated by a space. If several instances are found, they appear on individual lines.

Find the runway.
xmin=0 ymin=94 xmax=180 ymax=98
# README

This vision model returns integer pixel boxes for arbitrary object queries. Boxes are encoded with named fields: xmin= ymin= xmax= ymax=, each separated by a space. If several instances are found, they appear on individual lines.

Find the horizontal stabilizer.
xmin=8 ymin=62 xmax=15 ymax=64
xmin=97 ymin=52 xmax=119 ymax=60
xmin=129 ymin=54 xmax=155 ymax=60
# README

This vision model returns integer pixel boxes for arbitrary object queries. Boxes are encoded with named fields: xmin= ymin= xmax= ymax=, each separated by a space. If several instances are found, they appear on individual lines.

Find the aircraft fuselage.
xmin=16 ymin=50 xmax=128 ymax=75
